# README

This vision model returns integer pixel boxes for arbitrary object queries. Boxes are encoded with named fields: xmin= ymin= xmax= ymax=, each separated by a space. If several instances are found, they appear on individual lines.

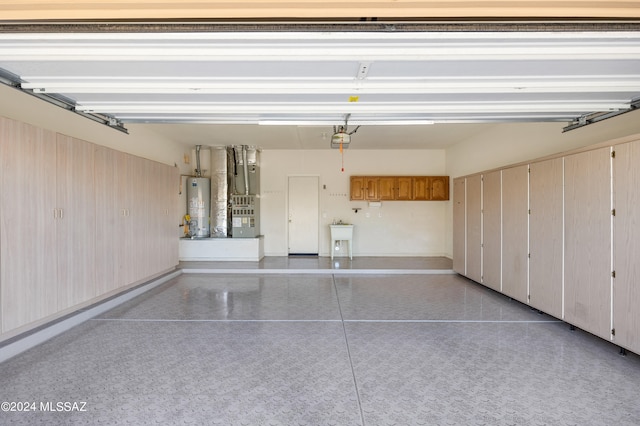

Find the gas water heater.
xmin=186 ymin=177 xmax=210 ymax=238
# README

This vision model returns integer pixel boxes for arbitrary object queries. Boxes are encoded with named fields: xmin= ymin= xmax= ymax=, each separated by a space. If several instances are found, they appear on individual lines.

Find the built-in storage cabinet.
xmin=349 ymin=176 xmax=366 ymax=200
xmin=564 ymin=147 xmax=612 ymax=341
xmin=396 ymin=176 xmax=413 ymax=200
xmin=501 ymin=165 xmax=529 ymax=304
xmin=430 ymin=176 xmax=450 ymax=201
xmin=95 ymin=146 xmax=178 ymax=295
xmin=145 ymin=160 xmax=179 ymax=277
xmin=482 ymin=170 xmax=501 ymax=292
xmin=56 ymin=134 xmax=97 ymax=311
xmin=452 ymin=177 xmax=466 ymax=275
xmin=350 ymin=175 xmax=449 ymax=201
xmin=453 ymin=137 xmax=640 ymax=355
xmin=378 ymin=177 xmax=395 ymax=200
xmin=412 ymin=176 xmax=429 ymax=200
xmin=529 ymin=158 xmax=563 ymax=319
xmin=95 ymin=146 xmax=121 ymax=296
xmin=0 ymin=116 xmax=178 ymax=337
xmin=613 ymin=141 xmax=640 ymax=354
xmin=349 ymin=176 xmax=379 ymax=200
xmin=1 ymin=120 xmax=58 ymax=332
xmin=465 ymin=174 xmax=482 ymax=284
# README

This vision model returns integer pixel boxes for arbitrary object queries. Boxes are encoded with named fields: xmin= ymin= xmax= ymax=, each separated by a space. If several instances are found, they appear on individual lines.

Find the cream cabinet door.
xmin=529 ymin=158 xmax=563 ymax=319
xmin=482 ymin=170 xmax=501 ymax=292
xmin=452 ymin=177 xmax=466 ymax=275
xmin=56 ymin=135 xmax=96 ymax=311
xmin=95 ymin=146 xmax=121 ymax=295
xmin=1 ymin=120 xmax=57 ymax=333
xmin=612 ymin=141 xmax=640 ymax=353
xmin=564 ymin=147 xmax=612 ymax=341
xmin=465 ymin=175 xmax=482 ymax=283
xmin=501 ymin=165 xmax=529 ymax=304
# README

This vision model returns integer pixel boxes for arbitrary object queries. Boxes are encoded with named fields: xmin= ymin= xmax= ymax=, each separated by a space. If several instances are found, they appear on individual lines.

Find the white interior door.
xmin=288 ymin=176 xmax=319 ymax=254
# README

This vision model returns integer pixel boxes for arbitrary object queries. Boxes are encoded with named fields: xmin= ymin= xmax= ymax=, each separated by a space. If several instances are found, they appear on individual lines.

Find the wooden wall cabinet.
xmin=396 ymin=177 xmax=413 ymax=200
xmin=412 ymin=176 xmax=429 ymax=200
xmin=350 ymin=175 xmax=449 ymax=201
xmin=349 ymin=176 xmax=375 ymax=200
xmin=430 ymin=176 xmax=450 ymax=201
xmin=378 ymin=177 xmax=395 ymax=200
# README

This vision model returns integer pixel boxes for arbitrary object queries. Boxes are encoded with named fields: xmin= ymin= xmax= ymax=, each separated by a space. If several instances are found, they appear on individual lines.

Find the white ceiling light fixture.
xmin=258 ymin=119 xmax=435 ymax=126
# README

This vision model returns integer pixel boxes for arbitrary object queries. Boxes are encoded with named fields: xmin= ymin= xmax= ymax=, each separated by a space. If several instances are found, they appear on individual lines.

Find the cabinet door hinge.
xmin=528 ymin=253 xmax=531 ymax=259
xmin=612 ymin=209 xmax=616 ymax=216
xmin=528 ymin=209 xmax=531 ymax=215
xmin=612 ymin=328 xmax=616 ymax=336
xmin=611 ymin=150 xmax=616 ymax=158
xmin=612 ymin=270 xmax=616 ymax=278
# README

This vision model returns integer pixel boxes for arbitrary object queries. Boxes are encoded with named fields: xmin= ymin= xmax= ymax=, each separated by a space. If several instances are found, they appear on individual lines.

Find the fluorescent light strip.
xmin=258 ymin=119 xmax=434 ymax=126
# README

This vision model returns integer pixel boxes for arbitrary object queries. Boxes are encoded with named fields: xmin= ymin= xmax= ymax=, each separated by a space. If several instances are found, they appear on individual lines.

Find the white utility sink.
xmin=330 ymin=224 xmax=353 ymax=260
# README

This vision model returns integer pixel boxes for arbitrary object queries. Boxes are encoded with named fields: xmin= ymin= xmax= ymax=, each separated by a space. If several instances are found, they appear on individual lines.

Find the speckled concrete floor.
xmin=1 ymin=269 xmax=639 ymax=425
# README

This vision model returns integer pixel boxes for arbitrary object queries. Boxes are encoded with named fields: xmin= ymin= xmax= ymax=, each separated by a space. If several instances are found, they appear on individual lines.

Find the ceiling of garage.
xmin=1 ymin=24 xmax=639 ymax=149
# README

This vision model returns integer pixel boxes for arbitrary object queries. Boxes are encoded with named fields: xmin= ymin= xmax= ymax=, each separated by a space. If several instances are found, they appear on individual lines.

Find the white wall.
xmin=443 ymin=110 xmax=640 ymax=257
xmin=260 ymin=149 xmax=448 ymax=257
xmin=446 ymin=110 xmax=640 ymax=179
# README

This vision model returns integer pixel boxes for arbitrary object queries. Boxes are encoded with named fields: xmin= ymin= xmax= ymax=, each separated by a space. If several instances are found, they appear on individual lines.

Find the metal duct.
xmin=195 ymin=145 xmax=202 ymax=177
xmin=210 ymin=147 xmax=229 ymax=237
xmin=242 ymin=145 xmax=249 ymax=196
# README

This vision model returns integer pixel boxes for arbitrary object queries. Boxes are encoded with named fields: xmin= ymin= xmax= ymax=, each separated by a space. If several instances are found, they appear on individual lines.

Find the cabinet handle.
xmin=53 ymin=209 xmax=58 ymax=219
xmin=59 ymin=208 xmax=64 ymax=219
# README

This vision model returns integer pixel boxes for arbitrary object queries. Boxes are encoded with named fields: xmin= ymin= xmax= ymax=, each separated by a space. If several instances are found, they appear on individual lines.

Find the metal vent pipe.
xmin=242 ymin=145 xmax=249 ymax=195
xmin=195 ymin=144 xmax=202 ymax=177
